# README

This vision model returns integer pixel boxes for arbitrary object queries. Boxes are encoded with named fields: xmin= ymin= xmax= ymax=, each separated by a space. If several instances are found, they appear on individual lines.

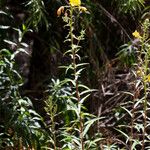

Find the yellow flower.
xmin=145 ymin=74 xmax=150 ymax=82
xmin=136 ymin=69 xmax=143 ymax=77
xmin=69 ymin=0 xmax=81 ymax=6
xmin=147 ymin=75 xmax=150 ymax=82
xmin=132 ymin=30 xmax=141 ymax=39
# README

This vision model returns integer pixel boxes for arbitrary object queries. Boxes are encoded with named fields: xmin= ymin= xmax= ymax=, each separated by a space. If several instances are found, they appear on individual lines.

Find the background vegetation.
xmin=0 ymin=0 xmax=150 ymax=149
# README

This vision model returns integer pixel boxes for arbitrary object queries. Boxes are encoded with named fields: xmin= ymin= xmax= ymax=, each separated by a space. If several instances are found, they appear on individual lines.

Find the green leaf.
xmin=80 ymin=94 xmax=90 ymax=104
xmin=0 ymin=49 xmax=12 ymax=56
xmin=121 ymin=106 xmax=132 ymax=117
xmin=78 ymin=84 xmax=90 ymax=90
xmin=0 ymin=25 xmax=10 ymax=29
xmin=0 ymin=10 xmax=8 ymax=15
xmin=4 ymin=39 xmax=17 ymax=46
xmin=71 ymin=44 xmax=81 ymax=50
xmin=115 ymin=128 xmax=129 ymax=142
xmin=134 ymin=98 xmax=143 ymax=108
xmin=76 ymin=63 xmax=89 ymax=68
xmin=22 ymin=24 xmax=27 ymax=31
xmin=83 ymin=117 xmax=102 ymax=137
xmin=80 ymin=89 xmax=92 ymax=96
xmin=131 ymin=140 xmax=141 ymax=150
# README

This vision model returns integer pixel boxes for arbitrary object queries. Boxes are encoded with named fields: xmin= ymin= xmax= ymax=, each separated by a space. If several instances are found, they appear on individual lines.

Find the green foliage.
xmin=117 ymin=41 xmax=137 ymax=66
xmin=26 ymin=0 xmax=49 ymax=30
xmin=56 ymin=4 xmax=102 ymax=150
xmin=114 ymin=19 xmax=150 ymax=150
xmin=115 ymin=0 xmax=145 ymax=15
xmin=1 ymin=0 xmax=150 ymax=149
xmin=43 ymin=3 xmax=103 ymax=150
xmin=0 ymin=10 xmax=48 ymax=149
xmin=0 ymin=48 xmax=48 ymax=149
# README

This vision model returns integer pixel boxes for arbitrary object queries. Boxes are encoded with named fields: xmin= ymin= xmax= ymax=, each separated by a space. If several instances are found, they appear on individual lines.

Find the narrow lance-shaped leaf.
xmin=83 ymin=117 xmax=104 ymax=137
xmin=121 ymin=106 xmax=132 ymax=117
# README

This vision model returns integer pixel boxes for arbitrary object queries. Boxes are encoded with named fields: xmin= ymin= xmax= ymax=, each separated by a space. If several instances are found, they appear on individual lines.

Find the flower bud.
xmin=57 ymin=6 xmax=64 ymax=16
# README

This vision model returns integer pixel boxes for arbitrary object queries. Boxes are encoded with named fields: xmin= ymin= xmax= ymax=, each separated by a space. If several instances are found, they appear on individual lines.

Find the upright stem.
xmin=52 ymin=117 xmax=56 ymax=150
xmin=141 ymin=23 xmax=149 ymax=149
xmin=142 ymin=53 xmax=148 ymax=150
xmin=70 ymin=6 xmax=84 ymax=150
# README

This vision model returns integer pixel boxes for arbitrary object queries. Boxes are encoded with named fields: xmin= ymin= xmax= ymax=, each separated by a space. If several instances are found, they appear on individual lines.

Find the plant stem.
xmin=70 ymin=6 xmax=84 ymax=150
xmin=142 ymin=51 xmax=148 ymax=150
xmin=141 ymin=23 xmax=149 ymax=149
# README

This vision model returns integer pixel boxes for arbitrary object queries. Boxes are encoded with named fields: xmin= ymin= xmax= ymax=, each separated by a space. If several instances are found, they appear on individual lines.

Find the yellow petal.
xmin=146 ymin=74 xmax=150 ymax=82
xmin=132 ymin=30 xmax=141 ymax=39
xmin=69 ymin=0 xmax=81 ymax=6
xmin=136 ymin=69 xmax=143 ymax=77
